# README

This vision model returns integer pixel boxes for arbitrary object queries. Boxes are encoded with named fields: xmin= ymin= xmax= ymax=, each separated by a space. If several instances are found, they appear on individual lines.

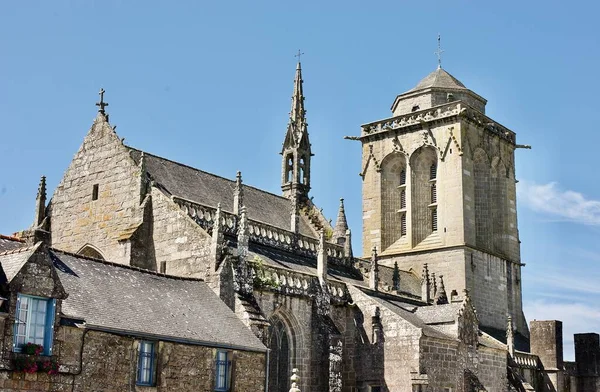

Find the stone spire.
xmin=233 ymin=171 xmax=244 ymax=215
xmin=33 ymin=175 xmax=47 ymax=228
xmin=369 ymin=246 xmax=379 ymax=291
xmin=281 ymin=59 xmax=312 ymax=202
xmin=333 ymin=198 xmax=349 ymax=241
xmin=237 ymin=206 xmax=249 ymax=259
xmin=507 ymin=315 xmax=515 ymax=357
xmin=421 ymin=264 xmax=430 ymax=303
xmin=333 ymin=198 xmax=353 ymax=257
xmin=435 ymin=275 xmax=448 ymax=305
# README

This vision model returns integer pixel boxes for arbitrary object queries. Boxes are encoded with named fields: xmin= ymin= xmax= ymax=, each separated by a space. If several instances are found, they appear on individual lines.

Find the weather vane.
xmin=295 ymin=49 xmax=304 ymax=63
xmin=96 ymin=88 xmax=109 ymax=114
xmin=434 ymin=34 xmax=444 ymax=69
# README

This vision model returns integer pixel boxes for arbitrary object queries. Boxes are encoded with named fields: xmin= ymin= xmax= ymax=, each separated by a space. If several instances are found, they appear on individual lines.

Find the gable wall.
xmin=49 ymin=118 xmax=142 ymax=265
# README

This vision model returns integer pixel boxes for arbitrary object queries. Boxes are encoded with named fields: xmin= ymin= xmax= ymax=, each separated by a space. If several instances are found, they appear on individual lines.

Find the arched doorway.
xmin=268 ymin=318 xmax=292 ymax=392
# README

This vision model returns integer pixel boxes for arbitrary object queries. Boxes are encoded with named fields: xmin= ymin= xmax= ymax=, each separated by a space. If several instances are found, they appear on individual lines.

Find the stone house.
xmin=1 ymin=60 xmax=599 ymax=391
xmin=0 ymin=239 xmax=266 ymax=391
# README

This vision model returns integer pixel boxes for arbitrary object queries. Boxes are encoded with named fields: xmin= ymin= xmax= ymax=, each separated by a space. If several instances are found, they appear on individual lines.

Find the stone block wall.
xmin=49 ymin=117 xmax=143 ymax=265
xmin=477 ymin=346 xmax=508 ymax=392
xmin=151 ymin=189 xmax=212 ymax=278
xmin=0 ymin=328 xmax=266 ymax=392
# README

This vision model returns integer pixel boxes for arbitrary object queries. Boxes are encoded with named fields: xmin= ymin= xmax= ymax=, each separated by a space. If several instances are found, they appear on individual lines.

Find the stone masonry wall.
xmin=253 ymin=290 xmax=314 ymax=392
xmin=151 ymin=188 xmax=212 ymax=278
xmin=362 ymin=121 xmax=466 ymax=257
xmin=348 ymin=286 xmax=422 ymax=392
xmin=49 ymin=116 xmax=142 ymax=265
xmin=0 ymin=328 xmax=266 ymax=392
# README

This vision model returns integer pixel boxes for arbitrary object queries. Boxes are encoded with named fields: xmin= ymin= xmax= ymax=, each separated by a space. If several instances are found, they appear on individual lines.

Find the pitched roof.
xmin=128 ymin=149 xmax=316 ymax=238
xmin=50 ymin=250 xmax=266 ymax=352
xmin=408 ymin=68 xmax=467 ymax=92
xmin=0 ymin=243 xmax=39 ymax=283
xmin=415 ymin=302 xmax=462 ymax=324
xmin=0 ymin=235 xmax=27 ymax=253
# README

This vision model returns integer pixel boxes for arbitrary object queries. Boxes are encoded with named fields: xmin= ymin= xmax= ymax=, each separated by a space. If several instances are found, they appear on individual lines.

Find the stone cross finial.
xmin=96 ymin=88 xmax=109 ymax=114
xmin=434 ymin=34 xmax=444 ymax=69
xmin=289 ymin=368 xmax=300 ymax=392
xmin=294 ymin=49 xmax=304 ymax=63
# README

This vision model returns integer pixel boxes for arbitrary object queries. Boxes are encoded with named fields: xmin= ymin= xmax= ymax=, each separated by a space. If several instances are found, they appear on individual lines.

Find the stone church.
xmin=1 ymin=58 xmax=599 ymax=392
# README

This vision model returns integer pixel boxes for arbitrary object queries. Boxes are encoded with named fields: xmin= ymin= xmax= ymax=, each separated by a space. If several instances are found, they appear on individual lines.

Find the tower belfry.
xmin=281 ymin=54 xmax=312 ymax=201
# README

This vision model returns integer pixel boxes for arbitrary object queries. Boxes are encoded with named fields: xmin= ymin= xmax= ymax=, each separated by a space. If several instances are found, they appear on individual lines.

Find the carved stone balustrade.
xmin=251 ymin=263 xmax=350 ymax=305
xmin=513 ymin=351 xmax=540 ymax=369
xmin=172 ymin=196 xmax=351 ymax=268
xmin=360 ymin=101 xmax=516 ymax=144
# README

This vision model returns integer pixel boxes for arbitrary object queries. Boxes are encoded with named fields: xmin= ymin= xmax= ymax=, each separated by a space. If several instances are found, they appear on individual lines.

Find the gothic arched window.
xmin=268 ymin=320 xmax=291 ymax=392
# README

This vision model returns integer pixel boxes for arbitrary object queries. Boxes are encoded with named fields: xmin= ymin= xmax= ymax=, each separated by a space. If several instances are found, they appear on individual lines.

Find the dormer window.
xmin=13 ymin=294 xmax=56 ymax=355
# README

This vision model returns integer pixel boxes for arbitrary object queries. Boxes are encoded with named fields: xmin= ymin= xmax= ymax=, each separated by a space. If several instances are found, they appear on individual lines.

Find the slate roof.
xmin=0 ymin=235 xmax=27 ymax=253
xmin=0 ymin=243 xmax=39 ymax=283
xmin=50 ymin=249 xmax=266 ymax=352
xmin=377 ymin=264 xmax=421 ymax=298
xmin=249 ymin=243 xmax=364 ymax=286
xmin=408 ymin=68 xmax=467 ymax=92
xmin=415 ymin=302 xmax=462 ymax=324
xmin=362 ymin=293 xmax=453 ymax=340
xmin=128 ymin=148 xmax=316 ymax=238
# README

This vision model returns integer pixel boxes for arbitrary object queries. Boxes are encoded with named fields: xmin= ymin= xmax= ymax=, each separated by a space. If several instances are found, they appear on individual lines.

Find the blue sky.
xmin=1 ymin=1 xmax=599 ymax=360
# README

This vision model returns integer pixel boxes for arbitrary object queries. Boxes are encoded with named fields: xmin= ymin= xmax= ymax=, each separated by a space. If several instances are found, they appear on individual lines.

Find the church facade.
xmin=1 ymin=59 xmax=599 ymax=391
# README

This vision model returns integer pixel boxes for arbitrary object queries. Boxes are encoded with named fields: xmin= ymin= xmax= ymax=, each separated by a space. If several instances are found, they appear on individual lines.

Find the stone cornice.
xmin=358 ymin=101 xmax=516 ymax=145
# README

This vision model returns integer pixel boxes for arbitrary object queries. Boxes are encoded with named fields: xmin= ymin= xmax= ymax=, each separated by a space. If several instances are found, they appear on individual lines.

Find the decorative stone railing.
xmin=360 ymin=101 xmax=516 ymax=144
xmin=173 ymin=196 xmax=238 ymax=236
xmin=252 ymin=263 xmax=350 ymax=304
xmin=172 ymin=196 xmax=351 ymax=267
xmin=513 ymin=351 xmax=540 ymax=369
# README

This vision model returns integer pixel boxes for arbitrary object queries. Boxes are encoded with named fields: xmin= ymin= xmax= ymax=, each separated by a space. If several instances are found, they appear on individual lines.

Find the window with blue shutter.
xmin=13 ymin=294 xmax=56 ymax=355
xmin=136 ymin=341 xmax=156 ymax=386
xmin=215 ymin=350 xmax=232 ymax=391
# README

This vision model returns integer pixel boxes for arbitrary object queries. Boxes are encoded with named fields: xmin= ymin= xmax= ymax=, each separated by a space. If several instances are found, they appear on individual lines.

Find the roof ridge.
xmin=0 ymin=244 xmax=36 ymax=256
xmin=126 ymin=146 xmax=293 ymax=203
xmin=50 ymin=248 xmax=205 ymax=282
xmin=0 ymin=234 xmax=25 ymax=243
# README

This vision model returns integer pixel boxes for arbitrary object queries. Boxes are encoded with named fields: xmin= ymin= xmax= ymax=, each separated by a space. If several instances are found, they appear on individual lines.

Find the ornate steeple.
xmin=281 ymin=57 xmax=312 ymax=202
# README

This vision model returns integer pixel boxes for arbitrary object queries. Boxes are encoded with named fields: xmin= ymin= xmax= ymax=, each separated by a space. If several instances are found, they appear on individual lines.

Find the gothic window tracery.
xmin=268 ymin=319 xmax=292 ymax=392
xmin=381 ymin=153 xmax=407 ymax=250
xmin=410 ymin=147 xmax=439 ymax=244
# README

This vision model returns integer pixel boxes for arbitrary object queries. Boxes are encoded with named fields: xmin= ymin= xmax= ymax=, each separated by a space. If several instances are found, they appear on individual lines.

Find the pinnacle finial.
xmin=37 ymin=176 xmax=47 ymax=200
xmin=434 ymin=34 xmax=444 ymax=69
xmin=96 ymin=88 xmax=109 ymax=114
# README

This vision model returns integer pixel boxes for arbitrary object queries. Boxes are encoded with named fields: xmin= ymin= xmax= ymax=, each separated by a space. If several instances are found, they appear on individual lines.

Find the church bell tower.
xmin=358 ymin=56 xmax=528 ymax=341
xmin=281 ymin=59 xmax=312 ymax=202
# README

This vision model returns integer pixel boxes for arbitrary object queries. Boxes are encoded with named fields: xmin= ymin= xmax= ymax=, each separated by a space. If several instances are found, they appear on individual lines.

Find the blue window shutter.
xmin=13 ymin=295 xmax=22 ymax=351
xmin=44 ymin=299 xmax=56 ymax=355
